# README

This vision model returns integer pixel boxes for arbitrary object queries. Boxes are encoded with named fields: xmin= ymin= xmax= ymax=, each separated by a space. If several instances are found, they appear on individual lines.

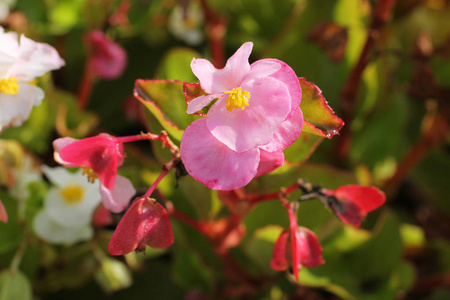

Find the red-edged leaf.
xmin=134 ymin=79 xmax=199 ymax=141
xmin=299 ymin=78 xmax=344 ymax=138
xmin=183 ymin=82 xmax=207 ymax=116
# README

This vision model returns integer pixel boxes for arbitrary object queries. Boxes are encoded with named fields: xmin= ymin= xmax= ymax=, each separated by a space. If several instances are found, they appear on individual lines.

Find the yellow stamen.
xmin=224 ymin=87 xmax=250 ymax=112
xmin=59 ymin=185 xmax=84 ymax=204
xmin=81 ymin=167 xmax=98 ymax=183
xmin=0 ymin=77 xmax=20 ymax=95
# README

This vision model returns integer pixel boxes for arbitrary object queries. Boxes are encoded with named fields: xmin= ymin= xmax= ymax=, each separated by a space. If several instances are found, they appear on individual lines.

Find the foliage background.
xmin=1 ymin=0 xmax=450 ymax=299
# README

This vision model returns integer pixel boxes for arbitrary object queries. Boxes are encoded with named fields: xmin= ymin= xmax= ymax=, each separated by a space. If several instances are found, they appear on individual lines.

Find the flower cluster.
xmin=0 ymin=27 xmax=64 ymax=131
xmin=180 ymin=42 xmax=303 ymax=191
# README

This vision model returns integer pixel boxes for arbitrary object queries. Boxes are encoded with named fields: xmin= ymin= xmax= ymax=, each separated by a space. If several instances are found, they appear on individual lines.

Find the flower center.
xmin=82 ymin=167 xmax=98 ymax=183
xmin=0 ymin=77 xmax=20 ymax=95
xmin=224 ymin=87 xmax=250 ymax=112
xmin=59 ymin=185 xmax=84 ymax=204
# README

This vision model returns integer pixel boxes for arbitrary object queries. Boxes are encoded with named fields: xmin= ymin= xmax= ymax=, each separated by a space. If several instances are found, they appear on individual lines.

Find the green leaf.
xmin=0 ymin=270 xmax=32 ymax=300
xmin=155 ymin=48 xmax=200 ymax=82
xmin=284 ymin=131 xmax=323 ymax=163
xmin=299 ymin=78 xmax=344 ymax=138
xmin=134 ymin=79 xmax=200 ymax=141
xmin=244 ymin=225 xmax=284 ymax=274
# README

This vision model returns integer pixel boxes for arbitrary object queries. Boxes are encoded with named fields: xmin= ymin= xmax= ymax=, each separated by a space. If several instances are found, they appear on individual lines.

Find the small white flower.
xmin=33 ymin=166 xmax=101 ymax=245
xmin=0 ymin=26 xmax=65 ymax=131
xmin=10 ymin=155 xmax=41 ymax=202
xmin=0 ymin=0 xmax=15 ymax=22
xmin=168 ymin=3 xmax=204 ymax=46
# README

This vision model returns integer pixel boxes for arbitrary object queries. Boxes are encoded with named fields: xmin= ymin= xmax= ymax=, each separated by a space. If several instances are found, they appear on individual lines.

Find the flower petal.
xmin=100 ymin=175 xmax=135 ymax=213
xmin=180 ymin=119 xmax=260 ymax=190
xmin=0 ymin=199 xmax=7 ymax=223
xmin=59 ymin=135 xmax=125 ymax=190
xmin=207 ymin=76 xmax=291 ymax=152
xmin=259 ymin=107 xmax=303 ymax=152
xmin=191 ymin=42 xmax=253 ymax=93
xmin=33 ymin=210 xmax=93 ymax=245
xmin=186 ymin=93 xmax=222 ymax=114
xmin=108 ymin=198 xmax=174 ymax=255
xmin=0 ymin=83 xmax=44 ymax=130
xmin=255 ymin=149 xmax=284 ymax=177
xmin=243 ymin=60 xmax=281 ymax=83
xmin=254 ymin=58 xmax=302 ymax=119
xmin=296 ymin=227 xmax=324 ymax=268
xmin=52 ymin=137 xmax=79 ymax=167
xmin=270 ymin=229 xmax=289 ymax=271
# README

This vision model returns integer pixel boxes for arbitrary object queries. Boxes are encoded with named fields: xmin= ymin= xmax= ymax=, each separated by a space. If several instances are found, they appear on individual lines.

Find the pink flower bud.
xmin=326 ymin=185 xmax=386 ymax=227
xmin=108 ymin=197 xmax=174 ymax=256
xmin=0 ymin=199 xmax=7 ymax=223
xmin=270 ymin=227 xmax=324 ymax=280
xmin=85 ymin=30 xmax=127 ymax=80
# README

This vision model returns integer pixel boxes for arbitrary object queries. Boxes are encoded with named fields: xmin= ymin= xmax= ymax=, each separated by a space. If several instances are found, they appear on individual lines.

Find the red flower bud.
xmin=326 ymin=185 xmax=386 ymax=227
xmin=108 ymin=197 xmax=174 ymax=256
xmin=0 ymin=199 xmax=7 ymax=223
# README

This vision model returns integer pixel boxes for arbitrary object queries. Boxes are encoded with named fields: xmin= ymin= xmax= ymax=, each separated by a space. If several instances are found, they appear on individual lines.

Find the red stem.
xmin=247 ymin=183 xmax=299 ymax=204
xmin=78 ymin=62 xmax=95 ymax=111
xmin=199 ymin=0 xmax=226 ymax=68
xmin=334 ymin=0 xmax=398 ymax=163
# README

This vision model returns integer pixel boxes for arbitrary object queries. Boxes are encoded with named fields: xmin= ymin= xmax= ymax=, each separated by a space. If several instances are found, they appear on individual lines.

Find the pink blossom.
xmin=0 ymin=199 xmax=7 ymax=223
xmin=53 ymin=135 xmax=135 ymax=213
xmin=180 ymin=42 xmax=303 ymax=190
xmin=270 ymin=207 xmax=324 ymax=280
xmin=108 ymin=197 xmax=174 ymax=256
xmin=85 ymin=30 xmax=127 ymax=80
xmin=325 ymin=185 xmax=386 ymax=227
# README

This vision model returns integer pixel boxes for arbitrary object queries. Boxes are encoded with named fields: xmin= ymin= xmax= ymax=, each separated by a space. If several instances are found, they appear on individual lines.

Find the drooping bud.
xmin=325 ymin=185 xmax=386 ymax=227
xmin=108 ymin=197 xmax=174 ymax=256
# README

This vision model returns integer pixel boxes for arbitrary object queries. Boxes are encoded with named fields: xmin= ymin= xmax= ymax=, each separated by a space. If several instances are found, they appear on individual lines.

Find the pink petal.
xmin=0 ymin=199 xmax=7 ymax=223
xmin=253 ymin=59 xmax=302 ymax=120
xmin=270 ymin=229 xmax=289 ymax=271
xmin=255 ymin=149 xmax=284 ymax=177
xmin=180 ymin=119 xmax=260 ymax=190
xmin=334 ymin=185 xmax=386 ymax=213
xmin=333 ymin=200 xmax=364 ymax=227
xmin=100 ymin=175 xmax=136 ymax=213
xmin=191 ymin=42 xmax=253 ymax=94
xmin=53 ymin=137 xmax=79 ymax=167
xmin=288 ymin=207 xmax=300 ymax=280
xmin=86 ymin=31 xmax=127 ymax=79
xmin=186 ymin=93 xmax=223 ymax=114
xmin=59 ymin=135 xmax=125 ymax=190
xmin=259 ymin=108 xmax=303 ymax=152
xmin=108 ymin=198 xmax=174 ymax=256
xmin=296 ymin=227 xmax=324 ymax=268
xmin=93 ymin=204 xmax=113 ymax=226
xmin=243 ymin=60 xmax=281 ymax=82
xmin=207 ymin=76 xmax=291 ymax=152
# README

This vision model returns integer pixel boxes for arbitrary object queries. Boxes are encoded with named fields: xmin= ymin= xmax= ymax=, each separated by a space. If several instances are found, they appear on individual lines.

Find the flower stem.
xmin=117 ymin=131 xmax=180 ymax=156
xmin=78 ymin=61 xmax=95 ymax=111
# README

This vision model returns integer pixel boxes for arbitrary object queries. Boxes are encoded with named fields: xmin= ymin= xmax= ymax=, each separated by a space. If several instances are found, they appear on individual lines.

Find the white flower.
xmin=168 ymin=3 xmax=204 ymax=46
xmin=0 ymin=0 xmax=15 ymax=22
xmin=33 ymin=166 xmax=101 ymax=245
xmin=10 ymin=155 xmax=41 ymax=202
xmin=0 ymin=26 xmax=65 ymax=131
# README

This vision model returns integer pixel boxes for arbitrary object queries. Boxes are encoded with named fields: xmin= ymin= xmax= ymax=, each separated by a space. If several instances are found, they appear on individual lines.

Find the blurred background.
xmin=0 ymin=0 xmax=450 ymax=299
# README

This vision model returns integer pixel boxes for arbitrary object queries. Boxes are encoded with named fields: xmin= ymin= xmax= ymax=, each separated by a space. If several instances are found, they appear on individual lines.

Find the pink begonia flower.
xmin=0 ymin=199 xmax=7 ymax=223
xmin=85 ymin=30 xmax=127 ymax=80
xmin=53 ymin=135 xmax=135 ymax=213
xmin=180 ymin=42 xmax=303 ymax=190
xmin=0 ymin=27 xmax=65 ymax=130
xmin=108 ymin=197 xmax=174 ymax=256
xmin=270 ymin=207 xmax=324 ymax=280
xmin=324 ymin=185 xmax=386 ymax=227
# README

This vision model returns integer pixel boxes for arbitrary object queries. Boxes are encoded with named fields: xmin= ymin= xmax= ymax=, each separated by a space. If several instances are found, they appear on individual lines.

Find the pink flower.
xmin=325 ymin=185 xmax=386 ymax=227
xmin=180 ymin=42 xmax=303 ymax=190
xmin=85 ymin=30 xmax=127 ymax=80
xmin=53 ymin=135 xmax=135 ymax=213
xmin=0 ymin=199 xmax=7 ymax=223
xmin=108 ymin=197 xmax=174 ymax=256
xmin=270 ymin=206 xmax=324 ymax=280
xmin=0 ymin=27 xmax=65 ymax=130
xmin=270 ymin=227 xmax=324 ymax=280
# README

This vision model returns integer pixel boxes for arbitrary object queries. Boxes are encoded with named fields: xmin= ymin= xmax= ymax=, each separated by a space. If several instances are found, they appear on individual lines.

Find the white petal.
xmin=33 ymin=210 xmax=93 ymax=245
xmin=100 ymin=175 xmax=135 ymax=213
